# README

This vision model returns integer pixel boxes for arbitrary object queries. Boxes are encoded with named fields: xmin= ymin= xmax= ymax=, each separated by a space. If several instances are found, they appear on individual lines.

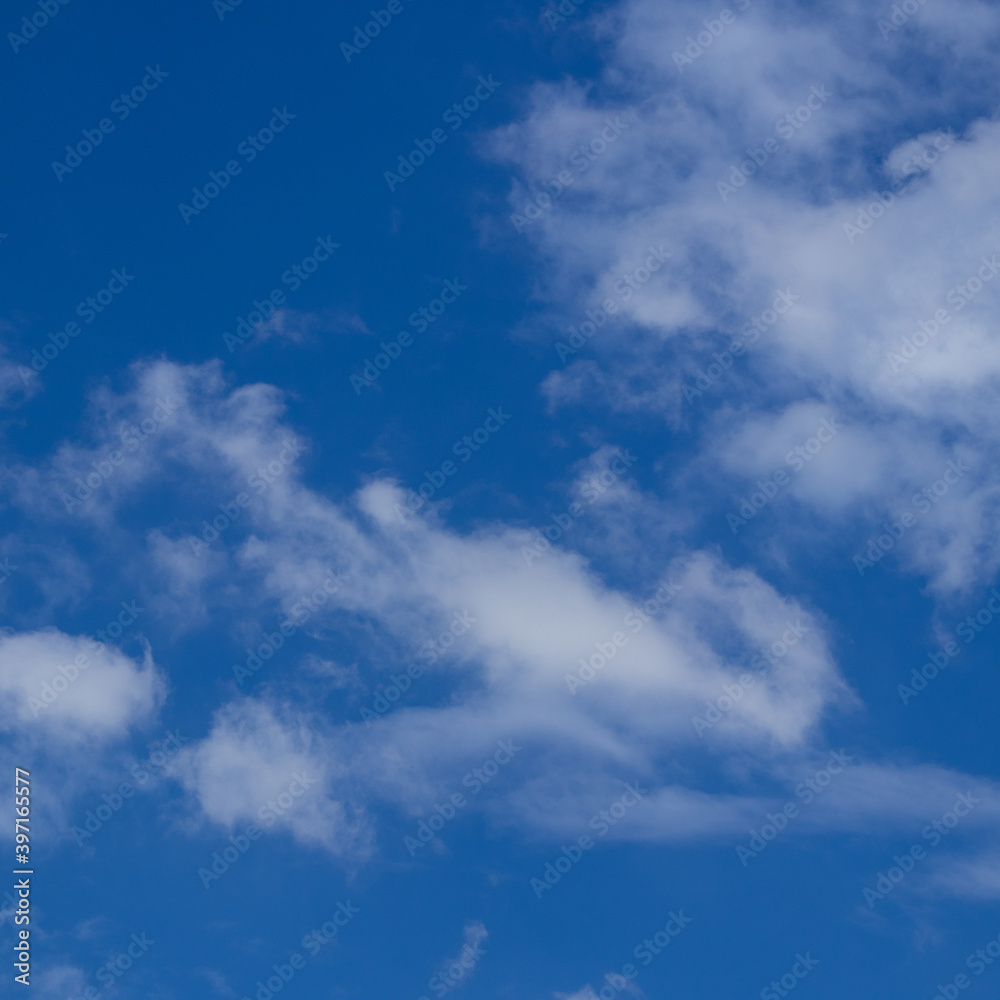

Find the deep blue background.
xmin=3 ymin=1 xmax=1000 ymax=998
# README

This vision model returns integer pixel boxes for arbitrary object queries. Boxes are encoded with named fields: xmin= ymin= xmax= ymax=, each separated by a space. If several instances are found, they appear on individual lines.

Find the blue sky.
xmin=3 ymin=0 xmax=1000 ymax=998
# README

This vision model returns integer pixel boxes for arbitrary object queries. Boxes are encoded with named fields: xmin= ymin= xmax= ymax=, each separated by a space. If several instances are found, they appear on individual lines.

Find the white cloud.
xmin=30 ymin=964 xmax=89 ymax=1000
xmin=2 ymin=355 xmax=993 ymax=857
xmin=483 ymin=0 xmax=1000 ymax=594
xmin=429 ymin=921 xmax=488 ymax=992
xmin=925 ymin=850 xmax=1000 ymax=900
xmin=0 ymin=361 xmax=855 ymax=845
xmin=0 ymin=342 xmax=39 ymax=407
xmin=0 ymin=629 xmax=162 ymax=743
xmin=559 ymin=990 xmax=602 ymax=1000
xmin=168 ymin=698 xmax=372 ymax=858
